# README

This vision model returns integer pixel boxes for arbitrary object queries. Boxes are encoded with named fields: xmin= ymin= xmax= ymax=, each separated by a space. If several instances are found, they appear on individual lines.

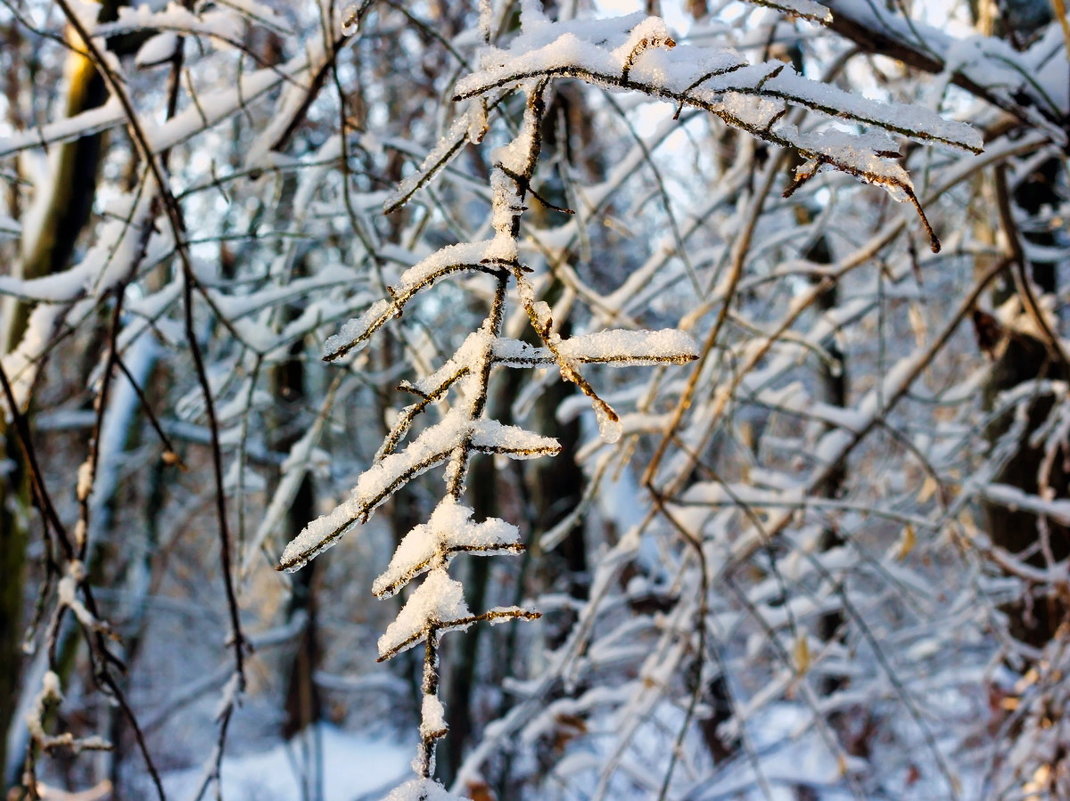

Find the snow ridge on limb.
xmin=278 ymin=408 xmax=470 ymax=572
xmin=322 ymin=238 xmax=516 ymax=361
xmin=383 ymin=108 xmax=488 ymax=215
xmin=450 ymin=13 xmax=981 ymax=252
xmin=372 ymin=499 xmax=522 ymax=600
xmin=493 ymin=329 xmax=700 ymax=367
xmin=381 ymin=778 xmax=472 ymax=801
xmin=277 ymin=374 xmax=562 ymax=573
xmin=452 ymin=15 xmax=979 ymax=152
xmin=742 ymin=0 xmax=833 ymax=24
xmin=376 ymin=568 xmax=538 ymax=661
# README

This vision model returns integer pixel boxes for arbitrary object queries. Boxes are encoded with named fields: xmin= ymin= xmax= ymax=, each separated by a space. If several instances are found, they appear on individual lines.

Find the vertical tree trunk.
xmin=275 ymin=257 xmax=323 ymax=744
xmin=982 ymin=327 xmax=1069 ymax=648
xmin=0 ymin=429 xmax=29 ymax=789
xmin=806 ymin=236 xmax=848 ymax=657
xmin=0 ymin=2 xmax=122 ymax=776
xmin=981 ymin=157 xmax=1067 ymax=651
xmin=435 ymin=448 xmax=497 ymax=790
xmin=281 ymin=494 xmax=322 ymax=740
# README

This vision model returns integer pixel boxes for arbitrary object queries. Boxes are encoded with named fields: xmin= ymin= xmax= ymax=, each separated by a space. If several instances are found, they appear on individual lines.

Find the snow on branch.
xmin=383 ymin=108 xmax=490 ymax=215
xmin=372 ymin=499 xmax=522 ymax=600
xmin=376 ymin=568 xmax=538 ymax=661
xmin=822 ymin=0 xmax=1070 ymax=136
xmin=449 ymin=13 xmax=981 ymax=251
xmin=742 ymin=0 xmax=833 ymax=24
xmin=0 ymin=99 xmax=125 ymax=160
xmin=382 ymin=778 xmax=474 ymax=801
xmin=27 ymin=671 xmax=111 ymax=756
xmin=280 ymin=67 xmax=699 ymax=792
xmin=493 ymin=329 xmax=700 ymax=367
xmin=452 ymin=15 xmax=979 ymax=152
xmin=278 ymin=409 xmax=470 ymax=571
xmin=322 ymin=239 xmax=516 ymax=361
xmin=470 ymin=419 xmax=561 ymax=458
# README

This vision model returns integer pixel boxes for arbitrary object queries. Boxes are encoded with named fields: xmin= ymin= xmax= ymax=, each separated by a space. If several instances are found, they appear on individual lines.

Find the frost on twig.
xmin=56 ymin=560 xmax=114 ymax=637
xmin=493 ymin=329 xmax=700 ymax=367
xmin=322 ymin=239 xmax=516 ymax=361
xmin=276 ymin=401 xmax=560 ymax=571
xmin=27 ymin=672 xmax=111 ymax=755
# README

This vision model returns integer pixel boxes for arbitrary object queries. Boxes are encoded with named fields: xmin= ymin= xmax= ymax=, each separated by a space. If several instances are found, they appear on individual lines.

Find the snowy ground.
xmin=164 ymin=725 xmax=413 ymax=801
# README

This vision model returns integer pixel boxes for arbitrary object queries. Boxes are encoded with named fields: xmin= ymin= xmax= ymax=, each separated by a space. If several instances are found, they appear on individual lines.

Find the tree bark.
xmin=0 ymin=3 xmax=121 ymax=777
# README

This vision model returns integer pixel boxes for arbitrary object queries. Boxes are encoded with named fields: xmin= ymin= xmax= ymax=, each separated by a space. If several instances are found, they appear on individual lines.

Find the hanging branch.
xmin=279 ymin=66 xmax=699 ymax=799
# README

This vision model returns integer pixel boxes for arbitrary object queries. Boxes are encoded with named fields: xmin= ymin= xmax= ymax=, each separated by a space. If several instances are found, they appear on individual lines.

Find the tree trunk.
xmin=0 ymin=428 xmax=29 ymax=789
xmin=981 ymin=157 xmax=1067 ymax=651
xmin=982 ymin=326 xmax=1069 ymax=649
xmin=0 ymin=3 xmax=120 ymax=777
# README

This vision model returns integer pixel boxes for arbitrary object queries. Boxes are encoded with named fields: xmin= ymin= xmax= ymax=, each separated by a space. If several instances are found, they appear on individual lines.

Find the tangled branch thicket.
xmin=1 ymin=0 xmax=1068 ymax=800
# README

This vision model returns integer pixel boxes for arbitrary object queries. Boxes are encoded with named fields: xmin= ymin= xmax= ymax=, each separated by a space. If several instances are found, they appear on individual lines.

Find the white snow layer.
xmin=748 ymin=0 xmax=833 ymax=23
xmin=452 ymin=12 xmax=980 ymax=156
xmin=323 ymin=238 xmax=517 ymax=360
xmin=163 ymin=724 xmax=410 ymax=801
xmin=278 ymin=410 xmax=557 ymax=572
xmin=420 ymin=694 xmax=448 ymax=739
xmin=377 ymin=568 xmax=472 ymax=658
xmin=373 ymin=498 xmax=520 ymax=599
xmin=278 ymin=409 xmax=471 ymax=571
xmin=382 ymin=778 xmax=470 ymax=801
xmin=494 ymin=328 xmax=699 ymax=366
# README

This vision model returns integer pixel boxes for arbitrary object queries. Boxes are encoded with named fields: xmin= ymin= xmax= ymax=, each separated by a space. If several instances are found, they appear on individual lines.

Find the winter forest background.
xmin=1 ymin=0 xmax=1069 ymax=799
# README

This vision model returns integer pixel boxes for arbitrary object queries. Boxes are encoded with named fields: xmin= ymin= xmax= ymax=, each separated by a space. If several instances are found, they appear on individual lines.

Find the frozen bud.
xmin=595 ymin=403 xmax=622 ymax=444
xmin=341 ymin=4 xmax=361 ymax=36
xmin=76 ymin=460 xmax=94 ymax=502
